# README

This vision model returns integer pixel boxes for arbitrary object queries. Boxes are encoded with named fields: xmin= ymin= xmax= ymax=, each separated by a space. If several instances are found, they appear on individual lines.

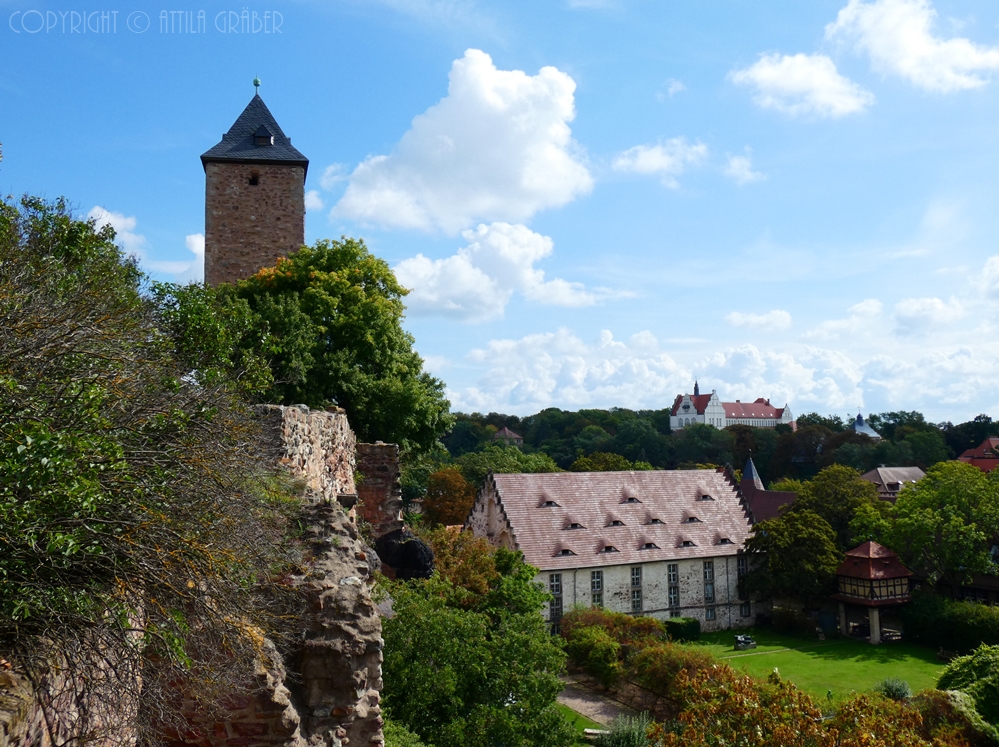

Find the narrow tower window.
xmin=248 ymin=171 xmax=260 ymax=186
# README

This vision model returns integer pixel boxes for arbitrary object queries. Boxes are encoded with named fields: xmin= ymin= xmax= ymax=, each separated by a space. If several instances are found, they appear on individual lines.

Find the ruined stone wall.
xmin=355 ymin=443 xmax=402 ymax=539
xmin=204 ymin=162 xmax=306 ymax=286
xmin=255 ymin=405 xmax=356 ymax=503
xmin=3 ymin=405 xmax=384 ymax=747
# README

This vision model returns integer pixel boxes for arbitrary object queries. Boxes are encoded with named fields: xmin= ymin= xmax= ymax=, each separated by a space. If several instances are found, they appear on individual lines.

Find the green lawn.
xmin=556 ymin=703 xmax=603 ymax=735
xmin=686 ymin=628 xmax=945 ymax=707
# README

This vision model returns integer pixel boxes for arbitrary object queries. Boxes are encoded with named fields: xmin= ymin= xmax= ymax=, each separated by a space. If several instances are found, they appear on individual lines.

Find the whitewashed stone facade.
xmin=467 ymin=470 xmax=761 ymax=632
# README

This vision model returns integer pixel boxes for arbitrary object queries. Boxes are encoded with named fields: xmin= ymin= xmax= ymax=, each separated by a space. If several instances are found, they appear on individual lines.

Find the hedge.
xmin=903 ymin=591 xmax=999 ymax=653
xmin=664 ymin=617 xmax=701 ymax=642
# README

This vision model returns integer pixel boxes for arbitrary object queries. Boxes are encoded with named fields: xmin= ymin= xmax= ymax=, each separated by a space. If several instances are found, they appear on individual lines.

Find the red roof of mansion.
xmin=724 ymin=398 xmax=786 ymax=420
xmin=670 ymin=394 xmax=714 ymax=416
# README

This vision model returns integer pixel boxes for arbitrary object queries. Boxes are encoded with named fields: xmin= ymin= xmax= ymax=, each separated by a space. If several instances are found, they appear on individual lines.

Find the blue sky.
xmin=4 ymin=0 xmax=999 ymax=422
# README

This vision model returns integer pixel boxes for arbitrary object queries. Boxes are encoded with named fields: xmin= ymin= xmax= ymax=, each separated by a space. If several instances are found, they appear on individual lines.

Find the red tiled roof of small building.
xmin=959 ymin=438 xmax=999 ymax=473
xmin=490 ymin=470 xmax=752 ymax=572
xmin=835 ymin=541 xmax=912 ymax=580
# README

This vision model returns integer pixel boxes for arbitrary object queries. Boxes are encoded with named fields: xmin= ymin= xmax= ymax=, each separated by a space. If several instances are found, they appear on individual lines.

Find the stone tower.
xmin=201 ymin=90 xmax=309 ymax=286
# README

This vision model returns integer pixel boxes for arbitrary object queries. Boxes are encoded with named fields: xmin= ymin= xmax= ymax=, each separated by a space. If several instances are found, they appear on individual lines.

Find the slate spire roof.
xmin=201 ymin=93 xmax=308 ymax=174
xmin=743 ymin=457 xmax=765 ymax=491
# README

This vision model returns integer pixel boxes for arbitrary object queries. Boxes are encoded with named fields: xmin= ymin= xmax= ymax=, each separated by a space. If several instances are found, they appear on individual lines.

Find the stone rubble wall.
xmin=355 ymin=444 xmax=402 ymax=539
xmin=255 ymin=405 xmax=357 ymax=503
xmin=3 ymin=405 xmax=385 ymax=747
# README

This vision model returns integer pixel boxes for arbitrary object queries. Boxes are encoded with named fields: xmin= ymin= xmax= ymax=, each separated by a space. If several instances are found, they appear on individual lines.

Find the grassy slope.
xmin=688 ymin=628 xmax=944 ymax=706
xmin=556 ymin=703 xmax=604 ymax=733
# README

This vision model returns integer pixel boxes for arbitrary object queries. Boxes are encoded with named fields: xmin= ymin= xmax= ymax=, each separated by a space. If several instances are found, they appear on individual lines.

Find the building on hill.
xmin=958 ymin=437 xmax=999 ymax=473
xmin=466 ymin=469 xmax=762 ymax=632
xmin=739 ymin=457 xmax=796 ymax=522
xmin=201 ymin=82 xmax=309 ymax=286
xmin=669 ymin=382 xmax=794 ymax=431
xmin=847 ymin=413 xmax=881 ymax=441
xmin=860 ymin=466 xmax=925 ymax=502
xmin=493 ymin=426 xmax=524 ymax=446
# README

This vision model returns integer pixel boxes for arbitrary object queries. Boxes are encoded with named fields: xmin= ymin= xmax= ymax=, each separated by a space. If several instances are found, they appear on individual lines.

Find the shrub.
xmin=874 ymin=677 xmax=912 ymax=700
xmin=629 ymin=642 xmax=719 ymax=706
xmin=663 ymin=617 xmax=700 ymax=642
xmin=903 ymin=591 xmax=999 ymax=653
xmin=594 ymin=712 xmax=652 ymax=747
xmin=912 ymin=689 xmax=999 ymax=746
xmin=565 ymin=625 xmax=623 ymax=688
xmin=561 ymin=606 xmax=665 ymax=647
xmin=771 ymin=608 xmax=817 ymax=638
xmin=938 ymin=645 xmax=999 ymax=725
xmin=383 ymin=718 xmax=427 ymax=747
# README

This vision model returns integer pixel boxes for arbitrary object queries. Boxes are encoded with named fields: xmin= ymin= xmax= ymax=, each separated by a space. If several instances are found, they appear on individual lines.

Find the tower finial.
xmin=253 ymin=76 xmax=261 ymax=92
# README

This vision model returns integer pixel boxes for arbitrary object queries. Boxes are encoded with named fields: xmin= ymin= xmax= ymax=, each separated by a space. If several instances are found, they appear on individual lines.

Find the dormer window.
xmin=623 ymin=497 xmax=641 ymax=504
xmin=683 ymin=517 xmax=702 ymax=524
xmin=600 ymin=546 xmax=619 ymax=554
xmin=641 ymin=542 xmax=659 ymax=550
xmin=565 ymin=522 xmax=585 ymax=530
xmin=542 ymin=500 xmax=561 ymax=508
xmin=555 ymin=548 xmax=576 ymax=557
xmin=646 ymin=518 xmax=664 ymax=525
xmin=680 ymin=540 xmax=696 ymax=548
xmin=254 ymin=125 xmax=274 ymax=146
xmin=607 ymin=520 xmax=625 ymax=527
xmin=717 ymin=538 xmax=733 ymax=545
xmin=698 ymin=494 xmax=714 ymax=501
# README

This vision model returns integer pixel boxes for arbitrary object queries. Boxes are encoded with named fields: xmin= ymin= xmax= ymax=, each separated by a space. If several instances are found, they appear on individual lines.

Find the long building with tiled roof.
xmin=466 ymin=469 xmax=764 ymax=631
xmin=670 ymin=381 xmax=794 ymax=431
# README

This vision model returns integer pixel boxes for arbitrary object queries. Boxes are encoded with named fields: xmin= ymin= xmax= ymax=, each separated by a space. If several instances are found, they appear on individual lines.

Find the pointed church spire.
xmin=743 ymin=456 xmax=764 ymax=491
xmin=694 ymin=380 xmax=700 ymax=397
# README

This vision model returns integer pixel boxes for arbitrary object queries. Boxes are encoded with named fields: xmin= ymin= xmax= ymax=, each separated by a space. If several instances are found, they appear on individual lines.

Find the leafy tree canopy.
xmin=742 ymin=510 xmax=842 ymax=602
xmin=453 ymin=444 xmax=560 ymax=487
xmin=381 ymin=541 xmax=574 ymax=747
xmin=157 ymin=239 xmax=454 ymax=453
xmin=788 ymin=464 xmax=882 ymax=552
xmin=421 ymin=468 xmax=476 ymax=526
xmin=859 ymin=462 xmax=999 ymax=589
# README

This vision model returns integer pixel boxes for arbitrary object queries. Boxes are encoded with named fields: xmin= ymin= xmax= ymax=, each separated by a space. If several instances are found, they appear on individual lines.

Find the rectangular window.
xmin=631 ymin=588 xmax=643 ymax=613
xmin=549 ymin=573 xmax=563 ymax=624
xmin=631 ymin=566 xmax=642 ymax=587
xmin=705 ymin=606 xmax=716 ymax=621
xmin=740 ymin=602 xmax=752 ymax=618
xmin=667 ymin=563 xmax=678 ymax=585
xmin=669 ymin=607 xmax=681 ymax=618
xmin=737 ymin=556 xmax=748 ymax=577
xmin=591 ymin=570 xmax=603 ymax=607
xmin=668 ymin=585 xmax=679 ymax=608
xmin=703 ymin=561 xmax=715 ymax=604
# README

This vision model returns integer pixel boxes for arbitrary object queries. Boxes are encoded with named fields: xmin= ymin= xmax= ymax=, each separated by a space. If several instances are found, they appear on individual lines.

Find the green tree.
xmin=903 ymin=429 xmax=951 ymax=469
xmin=0 ymin=197 xmax=299 ymax=742
xmin=877 ymin=462 xmax=999 ymax=590
xmin=159 ymin=239 xmax=454 ymax=452
xmin=454 ymin=444 xmax=560 ymax=487
xmin=570 ymin=452 xmax=654 ymax=472
xmin=741 ymin=510 xmax=843 ymax=602
xmin=789 ymin=464 xmax=881 ymax=552
xmin=938 ymin=644 xmax=999 ymax=726
xmin=381 ymin=550 xmax=574 ymax=747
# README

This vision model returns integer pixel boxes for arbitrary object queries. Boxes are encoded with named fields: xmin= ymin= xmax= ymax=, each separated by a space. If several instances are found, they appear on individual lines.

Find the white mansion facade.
xmin=670 ymin=382 xmax=794 ymax=431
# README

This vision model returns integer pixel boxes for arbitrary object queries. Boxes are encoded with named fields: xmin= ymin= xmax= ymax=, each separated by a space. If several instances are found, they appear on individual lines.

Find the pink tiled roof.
xmin=723 ymin=398 xmax=785 ymax=419
xmin=494 ymin=426 xmax=523 ymax=440
xmin=490 ymin=470 xmax=752 ymax=571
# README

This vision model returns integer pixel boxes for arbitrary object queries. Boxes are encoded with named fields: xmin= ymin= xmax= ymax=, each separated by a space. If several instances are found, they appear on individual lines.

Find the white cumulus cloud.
xmin=612 ymin=138 xmax=708 ymax=188
xmin=304 ymin=190 xmax=325 ymax=211
xmin=894 ymin=296 xmax=964 ymax=336
xmin=724 ymin=152 xmax=766 ymax=185
xmin=334 ymin=49 xmax=593 ymax=233
xmin=395 ymin=222 xmax=618 ymax=322
xmin=730 ymin=52 xmax=875 ymax=117
xmin=804 ymin=298 xmax=883 ymax=340
xmin=88 ymin=206 xmax=203 ymax=282
xmin=725 ymin=310 xmax=792 ymax=330
xmin=827 ymin=0 xmax=999 ymax=92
